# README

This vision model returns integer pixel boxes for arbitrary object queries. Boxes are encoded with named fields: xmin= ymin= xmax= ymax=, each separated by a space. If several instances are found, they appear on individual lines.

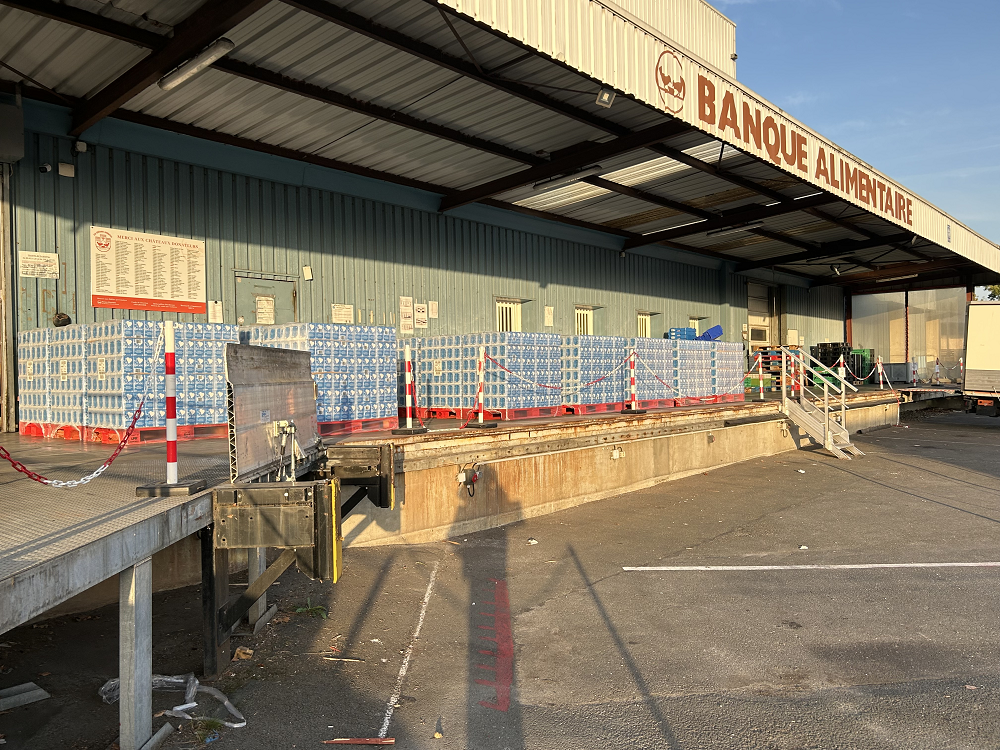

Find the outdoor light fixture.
xmin=595 ymin=87 xmax=616 ymax=108
xmin=158 ymin=38 xmax=236 ymax=91
xmin=532 ymin=165 xmax=604 ymax=192
xmin=876 ymin=273 xmax=919 ymax=283
xmin=831 ymin=265 xmax=841 ymax=276
xmin=705 ymin=221 xmax=764 ymax=238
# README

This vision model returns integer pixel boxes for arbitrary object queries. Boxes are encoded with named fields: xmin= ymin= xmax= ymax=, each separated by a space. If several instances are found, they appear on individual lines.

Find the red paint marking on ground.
xmin=475 ymin=579 xmax=513 ymax=712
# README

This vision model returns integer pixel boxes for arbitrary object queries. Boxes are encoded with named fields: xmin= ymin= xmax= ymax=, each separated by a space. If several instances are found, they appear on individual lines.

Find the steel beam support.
xmin=813 ymin=259 xmax=971 ymax=287
xmin=119 ymin=557 xmax=153 ymax=750
xmin=247 ymin=547 xmax=268 ymax=625
xmin=201 ymin=527 xmax=229 ymax=680
xmin=736 ymin=233 xmax=914 ymax=272
xmin=70 ymin=0 xmax=272 ymax=135
xmin=440 ymin=120 xmax=691 ymax=211
xmin=0 ymin=163 xmax=15 ymax=432
xmin=623 ymin=193 xmax=838 ymax=249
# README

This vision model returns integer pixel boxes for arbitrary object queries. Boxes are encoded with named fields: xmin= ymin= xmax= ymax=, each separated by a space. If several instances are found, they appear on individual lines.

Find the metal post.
xmin=164 ymin=321 xmax=178 ymax=484
xmin=781 ymin=349 xmax=787 ymax=409
xmin=959 ymin=357 xmax=964 ymax=384
xmin=119 ymin=557 xmax=153 ymax=750
xmin=823 ymin=381 xmax=830 ymax=448
xmin=405 ymin=343 xmax=413 ymax=429
xmin=878 ymin=356 xmax=884 ymax=390
xmin=797 ymin=354 xmax=805 ymax=408
xmin=201 ymin=527 xmax=229 ymax=680
xmin=840 ymin=374 xmax=846 ymax=430
xmin=620 ymin=349 xmax=645 ymax=414
xmin=478 ymin=346 xmax=485 ymax=425
xmin=757 ymin=351 xmax=763 ymax=400
xmin=392 ymin=343 xmax=427 ymax=435
xmin=466 ymin=345 xmax=497 ymax=429
xmin=247 ymin=547 xmax=267 ymax=626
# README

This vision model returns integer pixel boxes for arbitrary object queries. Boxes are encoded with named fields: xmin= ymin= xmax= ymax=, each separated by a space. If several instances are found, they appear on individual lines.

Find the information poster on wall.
xmin=544 ymin=306 xmax=554 ymax=327
xmin=428 ymin=301 xmax=438 ymax=319
xmin=255 ymin=295 xmax=275 ymax=324
xmin=414 ymin=303 xmax=428 ymax=329
xmin=90 ymin=226 xmax=206 ymax=313
xmin=399 ymin=296 xmax=414 ymax=334
xmin=332 ymin=304 xmax=354 ymax=324
xmin=19 ymin=251 xmax=60 ymax=279
xmin=208 ymin=300 xmax=224 ymax=323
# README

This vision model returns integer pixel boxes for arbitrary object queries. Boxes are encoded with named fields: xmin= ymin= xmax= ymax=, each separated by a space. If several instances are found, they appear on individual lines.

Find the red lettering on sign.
xmin=698 ymin=75 xmax=716 ymax=125
xmin=741 ymin=103 xmax=761 ymax=149
xmin=718 ymin=91 xmax=740 ymax=138
xmin=905 ymin=197 xmax=913 ymax=225
xmin=896 ymin=192 xmax=907 ymax=223
xmin=796 ymin=135 xmax=808 ymax=173
xmin=763 ymin=116 xmax=781 ymax=164
xmin=815 ymin=148 xmax=829 ymax=183
xmin=779 ymin=124 xmax=797 ymax=167
xmin=884 ymin=186 xmax=895 ymax=218
xmin=843 ymin=162 xmax=858 ymax=199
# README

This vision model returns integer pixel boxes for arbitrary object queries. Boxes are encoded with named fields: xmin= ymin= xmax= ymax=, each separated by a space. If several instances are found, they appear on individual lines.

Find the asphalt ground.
xmin=3 ymin=409 xmax=1000 ymax=749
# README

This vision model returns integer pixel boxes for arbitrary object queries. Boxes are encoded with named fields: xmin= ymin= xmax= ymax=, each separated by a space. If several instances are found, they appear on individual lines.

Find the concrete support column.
xmin=119 ymin=557 xmax=153 ymax=750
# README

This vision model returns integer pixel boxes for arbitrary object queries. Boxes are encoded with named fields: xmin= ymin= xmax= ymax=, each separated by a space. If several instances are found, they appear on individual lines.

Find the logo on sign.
xmin=655 ymin=49 xmax=686 ymax=113
xmin=94 ymin=231 xmax=113 ymax=251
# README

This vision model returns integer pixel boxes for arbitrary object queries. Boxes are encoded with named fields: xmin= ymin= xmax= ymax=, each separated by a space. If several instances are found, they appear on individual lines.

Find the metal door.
xmin=235 ymin=277 xmax=296 ymax=326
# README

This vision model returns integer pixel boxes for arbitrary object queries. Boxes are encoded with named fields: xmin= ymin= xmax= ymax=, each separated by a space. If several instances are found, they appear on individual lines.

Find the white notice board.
xmin=90 ymin=226 xmax=206 ymax=314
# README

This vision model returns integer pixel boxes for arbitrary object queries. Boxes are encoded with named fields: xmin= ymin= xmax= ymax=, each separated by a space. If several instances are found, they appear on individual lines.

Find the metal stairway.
xmin=778 ymin=347 xmax=865 ymax=460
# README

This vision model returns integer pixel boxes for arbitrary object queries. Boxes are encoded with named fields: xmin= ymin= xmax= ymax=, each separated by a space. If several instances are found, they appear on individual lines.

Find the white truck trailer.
xmin=963 ymin=301 xmax=1000 ymax=417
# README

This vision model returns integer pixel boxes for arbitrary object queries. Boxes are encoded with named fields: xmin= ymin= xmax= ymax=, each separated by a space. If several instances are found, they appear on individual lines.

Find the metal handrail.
xmin=780 ymin=346 xmax=858 ymax=393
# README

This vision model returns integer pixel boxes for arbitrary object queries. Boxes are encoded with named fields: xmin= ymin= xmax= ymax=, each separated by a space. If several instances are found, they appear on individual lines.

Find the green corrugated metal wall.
xmin=12 ymin=132 xmax=839 ymax=344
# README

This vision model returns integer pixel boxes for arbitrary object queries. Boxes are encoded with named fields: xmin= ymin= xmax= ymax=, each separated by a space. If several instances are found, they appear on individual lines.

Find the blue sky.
xmin=710 ymin=0 xmax=1000 ymax=244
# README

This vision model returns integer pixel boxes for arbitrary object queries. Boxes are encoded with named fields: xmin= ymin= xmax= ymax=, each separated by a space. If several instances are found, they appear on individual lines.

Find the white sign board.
xmin=255 ymin=295 xmax=275 ymax=325
xmin=19 ymin=251 xmax=60 ymax=279
xmin=544 ymin=306 xmax=554 ymax=327
xmin=399 ymin=296 xmax=414 ymax=335
xmin=208 ymin=300 xmax=224 ymax=323
xmin=332 ymin=304 xmax=354 ymax=324
xmin=428 ymin=300 xmax=439 ymax=319
xmin=414 ymin=303 xmax=428 ymax=329
xmin=90 ymin=226 xmax=206 ymax=314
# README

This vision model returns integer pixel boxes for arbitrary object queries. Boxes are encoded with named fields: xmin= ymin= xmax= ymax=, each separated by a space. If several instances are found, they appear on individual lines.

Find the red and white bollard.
xmin=757 ymin=352 xmax=764 ymax=399
xmin=164 ymin=320 xmax=178 ymax=484
xmin=910 ymin=358 xmax=918 ymax=385
xmin=877 ymin=356 xmax=885 ymax=390
xmin=959 ymin=357 xmax=964 ymax=383
xmin=467 ymin=345 xmax=497 ymax=429
xmin=621 ymin=349 xmax=646 ymax=414
xmin=392 ymin=342 xmax=427 ymax=435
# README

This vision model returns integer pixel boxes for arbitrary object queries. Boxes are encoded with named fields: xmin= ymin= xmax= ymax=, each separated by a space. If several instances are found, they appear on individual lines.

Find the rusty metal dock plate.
xmin=225 ymin=343 xmax=322 ymax=482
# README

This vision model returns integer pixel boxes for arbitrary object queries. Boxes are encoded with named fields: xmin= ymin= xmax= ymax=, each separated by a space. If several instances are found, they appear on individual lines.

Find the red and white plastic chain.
xmin=0 ymin=332 xmax=164 ymax=488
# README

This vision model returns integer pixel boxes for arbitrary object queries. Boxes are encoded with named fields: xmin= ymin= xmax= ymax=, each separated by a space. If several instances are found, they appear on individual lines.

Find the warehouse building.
xmin=1 ymin=0 xmax=999 ymax=431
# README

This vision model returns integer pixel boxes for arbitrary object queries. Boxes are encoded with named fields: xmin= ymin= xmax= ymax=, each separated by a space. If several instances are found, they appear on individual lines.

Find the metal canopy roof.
xmin=1 ymin=0 xmax=998 ymax=293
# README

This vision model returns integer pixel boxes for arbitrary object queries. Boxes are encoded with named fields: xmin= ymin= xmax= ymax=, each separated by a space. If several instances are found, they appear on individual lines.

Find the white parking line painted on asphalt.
xmin=624 ymin=562 xmax=1000 ymax=571
xmin=378 ymin=560 xmax=440 ymax=739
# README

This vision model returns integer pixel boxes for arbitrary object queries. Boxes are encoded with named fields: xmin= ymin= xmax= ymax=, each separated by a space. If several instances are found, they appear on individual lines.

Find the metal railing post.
xmin=823 ymin=380 xmax=830 ymax=448
xmin=781 ymin=349 xmax=787 ymax=410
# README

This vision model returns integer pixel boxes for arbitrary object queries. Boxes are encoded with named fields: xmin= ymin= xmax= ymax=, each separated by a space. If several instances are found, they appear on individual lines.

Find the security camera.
xmin=39 ymin=163 xmax=52 ymax=173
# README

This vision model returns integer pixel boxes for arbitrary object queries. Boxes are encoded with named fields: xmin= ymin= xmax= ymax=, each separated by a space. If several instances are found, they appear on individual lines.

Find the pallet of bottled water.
xmin=627 ymin=337 xmax=680 ymax=401
xmin=16 ymin=328 xmax=53 ymax=425
xmin=562 ymin=335 xmax=629 ymax=405
xmin=712 ymin=342 xmax=746 ymax=395
xmin=246 ymin=323 xmax=396 ymax=423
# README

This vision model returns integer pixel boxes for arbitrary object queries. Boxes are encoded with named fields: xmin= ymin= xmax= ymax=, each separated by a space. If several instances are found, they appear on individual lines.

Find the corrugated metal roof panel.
xmin=0 ymin=7 xmax=149 ymax=98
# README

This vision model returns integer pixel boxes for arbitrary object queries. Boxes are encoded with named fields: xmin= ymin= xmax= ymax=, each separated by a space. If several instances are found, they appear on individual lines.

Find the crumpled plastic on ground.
xmin=98 ymin=673 xmax=247 ymax=729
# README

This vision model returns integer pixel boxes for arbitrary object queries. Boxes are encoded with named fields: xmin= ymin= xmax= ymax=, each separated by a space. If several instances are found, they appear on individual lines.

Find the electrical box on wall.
xmin=0 ymin=103 xmax=24 ymax=163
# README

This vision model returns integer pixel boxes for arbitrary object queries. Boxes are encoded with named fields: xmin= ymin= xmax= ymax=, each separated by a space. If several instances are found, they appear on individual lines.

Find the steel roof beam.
xmin=438 ymin=120 xmax=690 ymax=211
xmin=283 ymin=0 xmax=630 ymax=138
xmin=69 ymin=0 xmax=272 ymax=136
xmin=812 ymin=258 xmax=971 ymax=287
xmin=622 ymin=193 xmax=838 ymax=249
xmin=0 ymin=0 xmax=166 ymax=47
xmin=736 ymin=233 xmax=915 ymax=272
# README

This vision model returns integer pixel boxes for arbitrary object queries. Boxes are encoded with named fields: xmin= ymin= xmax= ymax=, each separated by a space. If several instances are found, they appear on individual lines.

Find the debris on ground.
xmin=233 ymin=646 xmax=254 ymax=660
xmin=0 ymin=682 xmax=50 ymax=711
xmin=323 ymin=657 xmax=364 ymax=663
xmin=799 ymin=545 xmax=809 ymax=550
xmin=527 ymin=538 xmax=539 ymax=545
xmin=99 ymin=674 xmax=246 ymax=729
xmin=796 ymin=469 xmax=806 ymax=474
xmin=433 ymin=731 xmax=443 ymax=739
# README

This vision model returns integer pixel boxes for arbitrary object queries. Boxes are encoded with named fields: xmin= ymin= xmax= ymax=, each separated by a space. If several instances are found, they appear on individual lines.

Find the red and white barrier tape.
xmin=1 ymin=332 xmax=165 ymax=488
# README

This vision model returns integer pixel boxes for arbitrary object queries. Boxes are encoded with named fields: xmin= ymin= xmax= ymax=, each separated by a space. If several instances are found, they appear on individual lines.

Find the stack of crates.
xmin=561 ymin=335 xmax=628 ymax=406
xmin=674 ymin=339 xmax=715 ymax=397
xmin=627 ymin=337 xmax=678 ymax=402
xmin=246 ymin=323 xmax=396 ymax=423
xmin=50 ymin=324 xmax=89 ymax=426
xmin=668 ymin=327 xmax=697 ymax=340
xmin=16 ymin=328 xmax=52 ymax=426
xmin=86 ymin=320 xmax=164 ymax=429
